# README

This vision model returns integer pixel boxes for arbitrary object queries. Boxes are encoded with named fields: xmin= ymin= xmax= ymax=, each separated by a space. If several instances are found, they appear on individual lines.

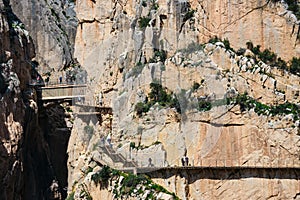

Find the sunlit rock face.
xmin=10 ymin=0 xmax=78 ymax=73
xmin=1 ymin=0 xmax=299 ymax=199
xmin=66 ymin=0 xmax=300 ymax=199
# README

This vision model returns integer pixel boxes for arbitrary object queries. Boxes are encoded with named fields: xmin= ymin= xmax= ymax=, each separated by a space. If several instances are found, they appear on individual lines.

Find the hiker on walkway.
xmin=185 ymin=156 xmax=189 ymax=166
xmin=100 ymin=135 xmax=105 ymax=146
xmin=181 ymin=156 xmax=189 ymax=166
xmin=98 ymin=92 xmax=103 ymax=106
xmin=106 ymin=133 xmax=112 ymax=148
xmin=181 ymin=156 xmax=185 ymax=166
xmin=181 ymin=147 xmax=188 ymax=166
xmin=148 ymin=158 xmax=154 ymax=167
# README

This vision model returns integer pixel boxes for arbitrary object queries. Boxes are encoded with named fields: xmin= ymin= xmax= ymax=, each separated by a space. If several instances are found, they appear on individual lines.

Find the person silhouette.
xmin=148 ymin=158 xmax=154 ymax=167
xmin=185 ymin=156 xmax=189 ymax=166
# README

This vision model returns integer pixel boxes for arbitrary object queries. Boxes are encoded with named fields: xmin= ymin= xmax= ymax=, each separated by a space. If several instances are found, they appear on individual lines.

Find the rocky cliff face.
xmin=67 ymin=0 xmax=300 ymax=199
xmin=10 ymin=0 xmax=78 ymax=73
xmin=1 ymin=0 xmax=300 ymax=199
xmin=0 ymin=0 xmax=34 ymax=198
xmin=0 ymin=1 xmax=74 ymax=199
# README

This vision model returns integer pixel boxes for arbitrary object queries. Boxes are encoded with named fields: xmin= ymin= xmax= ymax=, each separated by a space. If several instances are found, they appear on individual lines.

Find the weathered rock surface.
xmin=0 ymin=1 xmax=34 ymax=198
xmin=65 ymin=0 xmax=300 ymax=199
xmin=0 ymin=1 xmax=75 ymax=199
xmin=2 ymin=0 xmax=299 ymax=198
xmin=10 ymin=0 xmax=78 ymax=73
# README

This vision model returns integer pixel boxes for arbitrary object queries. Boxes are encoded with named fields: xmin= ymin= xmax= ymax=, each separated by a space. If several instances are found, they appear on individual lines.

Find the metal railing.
xmin=98 ymin=143 xmax=300 ymax=170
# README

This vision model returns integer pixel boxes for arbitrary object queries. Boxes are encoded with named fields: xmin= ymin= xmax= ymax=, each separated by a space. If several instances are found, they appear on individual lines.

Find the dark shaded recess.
xmin=23 ymin=102 xmax=71 ymax=200
xmin=22 ymin=79 xmax=70 ymax=199
xmin=23 ymin=105 xmax=54 ymax=200
xmin=0 ymin=72 xmax=7 ymax=94
xmin=39 ymin=104 xmax=71 ymax=199
xmin=0 ymin=141 xmax=9 ymax=200
xmin=146 ymin=167 xmax=300 ymax=184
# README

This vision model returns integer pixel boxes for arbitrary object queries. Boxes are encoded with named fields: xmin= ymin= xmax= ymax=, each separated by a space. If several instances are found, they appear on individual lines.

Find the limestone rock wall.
xmin=150 ymin=168 xmax=300 ymax=200
xmin=188 ymin=0 xmax=300 ymax=60
xmin=74 ymin=0 xmax=299 ymax=76
xmin=0 ymin=1 xmax=74 ymax=199
xmin=10 ymin=0 xmax=78 ymax=73
xmin=0 ymin=1 xmax=34 ymax=199
xmin=67 ymin=0 xmax=300 ymax=199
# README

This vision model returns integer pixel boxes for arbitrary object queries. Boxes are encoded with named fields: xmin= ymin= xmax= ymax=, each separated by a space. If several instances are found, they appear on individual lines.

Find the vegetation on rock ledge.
xmin=91 ymin=165 xmax=179 ymax=200
xmin=135 ymin=82 xmax=181 ymax=116
xmin=197 ymin=92 xmax=299 ymax=121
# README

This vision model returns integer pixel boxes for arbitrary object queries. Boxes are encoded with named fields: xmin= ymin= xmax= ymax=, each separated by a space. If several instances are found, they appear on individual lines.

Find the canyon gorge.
xmin=0 ymin=0 xmax=300 ymax=199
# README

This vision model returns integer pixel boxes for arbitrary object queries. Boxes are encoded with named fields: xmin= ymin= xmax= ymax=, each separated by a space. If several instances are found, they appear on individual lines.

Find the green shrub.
xmin=134 ymin=83 xmax=181 ymax=116
xmin=254 ymin=45 xmax=300 ymax=76
xmin=151 ymin=2 xmax=159 ymax=10
xmin=276 ymin=57 xmax=288 ymax=70
xmin=130 ymin=142 xmax=136 ymax=149
xmin=122 ymin=174 xmax=149 ymax=188
xmin=142 ymin=0 xmax=147 ymax=7
xmin=91 ymin=165 xmax=112 ymax=189
xmin=270 ymin=102 xmax=299 ymax=119
xmin=198 ymin=100 xmax=212 ymax=111
xmin=134 ymin=102 xmax=150 ymax=117
xmin=236 ymin=48 xmax=246 ymax=56
xmin=192 ymin=82 xmax=200 ymax=91
xmin=271 ymin=0 xmax=300 ymax=19
xmin=228 ymin=93 xmax=299 ymax=120
xmin=259 ymin=49 xmax=277 ymax=65
xmin=246 ymin=41 xmax=254 ymax=50
xmin=112 ymin=170 xmax=180 ymax=200
xmin=149 ymin=49 xmax=167 ymax=63
xmin=285 ymin=0 xmax=300 ymax=19
xmin=139 ymin=16 xmax=151 ymax=28
xmin=208 ymin=36 xmax=220 ymax=44
xmin=223 ymin=38 xmax=234 ymax=52
xmin=149 ymin=82 xmax=170 ymax=103
xmin=290 ymin=57 xmax=300 ymax=74
xmin=183 ymin=9 xmax=195 ymax=22
xmin=66 ymin=192 xmax=75 ymax=200
xmin=252 ymin=45 xmax=261 ymax=55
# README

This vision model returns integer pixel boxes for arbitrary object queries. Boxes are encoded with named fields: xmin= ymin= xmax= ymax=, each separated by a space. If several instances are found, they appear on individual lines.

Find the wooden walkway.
xmin=39 ymin=84 xmax=87 ymax=101
xmin=117 ymin=163 xmax=300 ymax=174
xmin=98 ymin=143 xmax=300 ymax=175
xmin=74 ymin=104 xmax=113 ymax=115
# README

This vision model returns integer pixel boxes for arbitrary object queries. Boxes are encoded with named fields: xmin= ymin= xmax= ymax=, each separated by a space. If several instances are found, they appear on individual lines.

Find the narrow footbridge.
xmin=123 ymin=161 xmax=300 ymax=175
xmin=96 ymin=143 xmax=300 ymax=175
xmin=39 ymin=84 xmax=86 ymax=102
xmin=74 ymin=104 xmax=113 ymax=115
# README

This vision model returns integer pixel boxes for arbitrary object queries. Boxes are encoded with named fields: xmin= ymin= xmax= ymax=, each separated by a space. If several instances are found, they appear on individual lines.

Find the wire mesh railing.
xmin=40 ymin=84 xmax=86 ymax=100
xmin=96 ymin=141 xmax=300 ymax=170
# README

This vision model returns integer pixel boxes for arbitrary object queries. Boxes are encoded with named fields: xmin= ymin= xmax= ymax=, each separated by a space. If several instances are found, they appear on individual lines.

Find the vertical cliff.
xmin=10 ymin=0 xmax=78 ymax=73
xmin=0 ymin=0 xmax=34 ymax=198
xmin=0 ymin=0 xmax=299 ymax=199
xmin=0 ymin=0 xmax=74 ymax=199
xmin=67 ymin=0 xmax=300 ymax=199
